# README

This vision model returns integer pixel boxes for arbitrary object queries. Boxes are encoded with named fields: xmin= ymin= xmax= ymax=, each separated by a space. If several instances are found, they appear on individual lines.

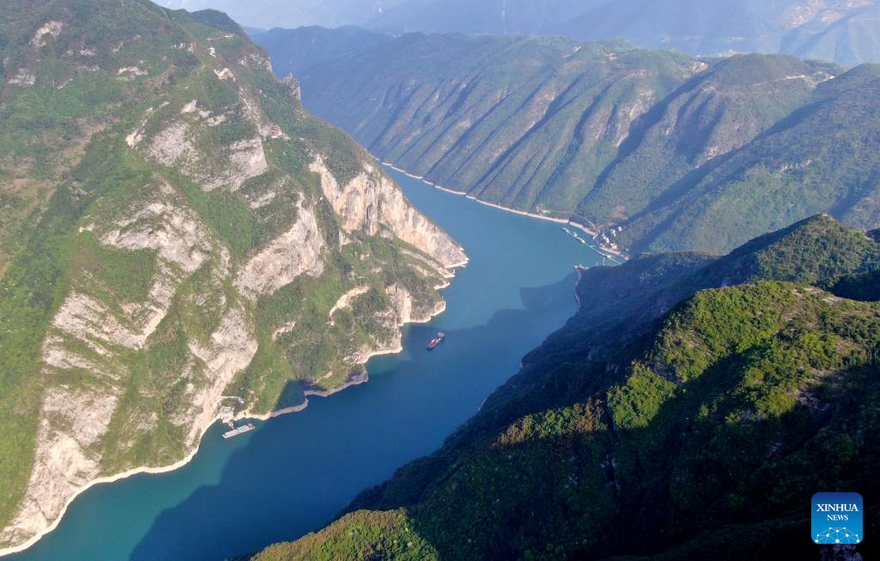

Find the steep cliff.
xmin=0 ymin=0 xmax=464 ymax=553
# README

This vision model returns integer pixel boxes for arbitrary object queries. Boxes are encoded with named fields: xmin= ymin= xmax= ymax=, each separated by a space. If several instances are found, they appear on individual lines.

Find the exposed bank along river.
xmin=10 ymin=166 xmax=607 ymax=561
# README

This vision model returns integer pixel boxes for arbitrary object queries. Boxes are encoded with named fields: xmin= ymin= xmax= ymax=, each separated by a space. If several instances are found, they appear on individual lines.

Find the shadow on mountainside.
xmin=357 ymin=357 xmax=880 ymax=561
xmin=128 ymin=275 xmax=582 ymax=560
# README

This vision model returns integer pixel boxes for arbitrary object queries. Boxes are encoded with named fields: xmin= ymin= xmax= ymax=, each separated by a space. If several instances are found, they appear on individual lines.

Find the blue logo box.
xmin=812 ymin=492 xmax=863 ymax=544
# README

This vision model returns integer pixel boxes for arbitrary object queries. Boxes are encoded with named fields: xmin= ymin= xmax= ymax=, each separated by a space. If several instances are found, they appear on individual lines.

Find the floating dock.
xmin=561 ymin=227 xmax=588 ymax=245
xmin=222 ymin=423 xmax=255 ymax=439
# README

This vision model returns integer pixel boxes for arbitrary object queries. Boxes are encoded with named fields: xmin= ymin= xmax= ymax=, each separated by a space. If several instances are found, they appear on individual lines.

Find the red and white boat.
xmin=427 ymin=332 xmax=446 ymax=350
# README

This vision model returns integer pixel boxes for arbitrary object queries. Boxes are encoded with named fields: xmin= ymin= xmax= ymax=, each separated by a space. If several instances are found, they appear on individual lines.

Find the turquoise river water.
xmin=11 ymin=168 xmax=605 ymax=560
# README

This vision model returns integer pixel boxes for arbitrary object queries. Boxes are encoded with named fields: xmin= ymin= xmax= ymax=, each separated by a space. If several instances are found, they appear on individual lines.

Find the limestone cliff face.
xmin=0 ymin=2 xmax=465 ymax=553
xmin=309 ymin=155 xmax=467 ymax=271
xmin=236 ymin=200 xmax=326 ymax=295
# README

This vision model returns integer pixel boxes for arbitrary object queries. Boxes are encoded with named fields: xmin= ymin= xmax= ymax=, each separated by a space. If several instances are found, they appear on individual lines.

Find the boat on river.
xmin=427 ymin=332 xmax=446 ymax=350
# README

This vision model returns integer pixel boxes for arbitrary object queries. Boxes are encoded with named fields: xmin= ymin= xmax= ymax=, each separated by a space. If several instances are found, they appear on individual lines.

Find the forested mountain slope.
xmin=293 ymin=35 xmax=699 ymax=223
xmin=252 ymin=215 xmax=880 ymax=560
xmin=262 ymin=31 xmax=880 ymax=255
xmin=0 ymin=0 xmax=464 ymax=552
xmin=616 ymin=62 xmax=880 ymax=254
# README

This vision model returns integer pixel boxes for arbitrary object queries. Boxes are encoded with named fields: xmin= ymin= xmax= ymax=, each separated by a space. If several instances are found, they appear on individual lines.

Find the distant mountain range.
xmin=256 ymin=29 xmax=880 ymax=254
xmin=159 ymin=0 xmax=409 ymax=30
xmin=253 ymin=26 xmax=390 ymax=77
xmin=249 ymin=214 xmax=880 ymax=560
xmin=550 ymin=0 xmax=880 ymax=66
xmin=174 ymin=0 xmax=880 ymax=65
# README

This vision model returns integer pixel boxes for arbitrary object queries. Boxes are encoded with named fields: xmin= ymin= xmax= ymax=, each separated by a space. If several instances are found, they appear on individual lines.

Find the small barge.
xmin=222 ymin=422 xmax=256 ymax=439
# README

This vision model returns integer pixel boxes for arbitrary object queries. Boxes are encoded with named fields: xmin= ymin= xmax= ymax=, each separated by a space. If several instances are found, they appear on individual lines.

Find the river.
xmin=11 ymin=167 xmax=605 ymax=560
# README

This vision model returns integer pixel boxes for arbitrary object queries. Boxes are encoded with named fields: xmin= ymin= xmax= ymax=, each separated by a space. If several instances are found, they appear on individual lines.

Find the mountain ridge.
xmin=257 ymin=30 xmax=880 ymax=255
xmin=250 ymin=214 xmax=880 ymax=560
xmin=0 ymin=0 xmax=464 ymax=552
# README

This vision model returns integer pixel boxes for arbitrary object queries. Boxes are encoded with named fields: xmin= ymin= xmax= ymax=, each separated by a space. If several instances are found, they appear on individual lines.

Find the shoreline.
xmin=0 ymin=442 xmax=206 ymax=557
xmin=379 ymin=160 xmax=627 ymax=262
xmin=0 ymin=267 xmax=460 ymax=558
xmin=3 ymin=158 xmax=619 ymax=557
xmin=573 ymin=265 xmax=588 ymax=309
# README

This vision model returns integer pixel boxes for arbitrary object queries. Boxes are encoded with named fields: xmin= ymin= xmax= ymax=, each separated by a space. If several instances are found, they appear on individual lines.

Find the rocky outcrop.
xmin=309 ymin=155 xmax=467 ymax=270
xmin=347 ymin=283 xmax=446 ymax=366
xmin=96 ymin=182 xmax=216 ymax=273
xmin=236 ymin=201 xmax=326 ymax=295
xmin=204 ymin=137 xmax=268 ymax=192
xmin=30 ymin=21 xmax=63 ymax=48
xmin=146 ymin=121 xmax=269 ymax=193
xmin=328 ymin=286 xmax=371 ymax=325
xmin=185 ymin=304 xmax=259 ymax=445
xmin=282 ymin=73 xmax=301 ymax=102
xmin=0 ymin=388 xmax=118 ymax=546
xmin=385 ymin=282 xmax=446 ymax=325
xmin=0 ymin=2 xmax=466 ymax=553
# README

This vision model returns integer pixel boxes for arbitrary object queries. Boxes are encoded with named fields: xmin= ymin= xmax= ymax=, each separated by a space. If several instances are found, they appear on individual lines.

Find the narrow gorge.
xmin=260 ymin=30 xmax=880 ymax=255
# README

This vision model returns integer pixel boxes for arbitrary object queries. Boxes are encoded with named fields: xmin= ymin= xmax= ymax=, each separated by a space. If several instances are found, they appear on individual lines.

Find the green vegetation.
xmin=0 ymin=127 xmax=152 ymax=530
xmin=618 ymin=63 xmax=880 ymax=254
xmin=284 ymin=33 xmax=697 ymax=220
xmin=254 ymin=216 xmax=880 ymax=560
xmin=252 ymin=510 xmax=438 ymax=561
xmin=267 ymin=29 xmax=880 ymax=255
xmin=229 ymin=234 xmax=445 ymax=414
xmin=0 ymin=0 xmax=458 ymax=545
xmin=70 ymin=231 xmax=157 ymax=302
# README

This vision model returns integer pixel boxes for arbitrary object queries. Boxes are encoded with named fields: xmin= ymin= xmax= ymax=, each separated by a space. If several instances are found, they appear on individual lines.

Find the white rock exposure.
xmin=30 ymin=21 xmax=63 ymax=48
xmin=236 ymin=202 xmax=326 ymax=295
xmin=328 ymin=286 xmax=371 ymax=324
xmin=146 ymin=119 xmax=269 ymax=193
xmin=97 ymin=188 xmax=215 ymax=273
xmin=146 ymin=121 xmax=199 ymax=171
xmin=186 ymin=304 xmax=258 ymax=445
xmin=204 ymin=137 xmax=268 ymax=192
xmin=0 ymin=14 xmax=467 ymax=554
xmin=310 ymin=155 xmax=467 ymax=270
xmin=0 ymin=388 xmax=117 ymax=546
xmin=8 ymin=69 xmax=36 ymax=86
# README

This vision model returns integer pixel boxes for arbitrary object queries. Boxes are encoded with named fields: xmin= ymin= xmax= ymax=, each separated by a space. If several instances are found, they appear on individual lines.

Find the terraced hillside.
xmin=263 ymin=31 xmax=880 ymax=254
xmin=252 ymin=215 xmax=880 ymax=560
xmin=0 ymin=0 xmax=465 ymax=552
